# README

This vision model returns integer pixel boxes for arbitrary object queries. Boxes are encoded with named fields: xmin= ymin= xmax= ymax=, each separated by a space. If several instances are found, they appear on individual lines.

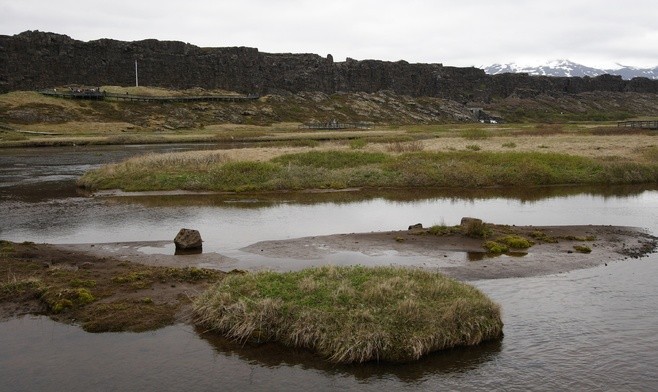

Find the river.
xmin=1 ymin=144 xmax=657 ymax=391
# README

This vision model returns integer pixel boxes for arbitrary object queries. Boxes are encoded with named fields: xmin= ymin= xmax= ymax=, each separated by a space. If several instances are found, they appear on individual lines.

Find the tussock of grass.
xmin=194 ymin=266 xmax=503 ymax=364
xmin=529 ymin=230 xmax=559 ymax=243
xmin=483 ymin=241 xmax=508 ymax=254
xmin=484 ymin=235 xmax=533 ymax=254
xmin=497 ymin=235 xmax=533 ymax=249
xmin=428 ymin=225 xmax=460 ymax=236
xmin=0 ymin=277 xmax=44 ymax=301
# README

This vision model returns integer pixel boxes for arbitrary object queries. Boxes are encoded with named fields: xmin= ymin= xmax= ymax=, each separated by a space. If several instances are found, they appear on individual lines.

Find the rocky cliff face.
xmin=2 ymin=31 xmax=658 ymax=99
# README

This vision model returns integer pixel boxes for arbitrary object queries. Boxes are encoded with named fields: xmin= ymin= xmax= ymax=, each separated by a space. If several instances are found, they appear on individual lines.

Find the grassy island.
xmin=77 ymin=148 xmax=658 ymax=192
xmin=193 ymin=266 xmax=503 ymax=364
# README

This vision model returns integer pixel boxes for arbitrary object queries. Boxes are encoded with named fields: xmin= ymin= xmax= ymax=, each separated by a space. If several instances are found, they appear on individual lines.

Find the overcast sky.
xmin=1 ymin=0 xmax=657 ymax=69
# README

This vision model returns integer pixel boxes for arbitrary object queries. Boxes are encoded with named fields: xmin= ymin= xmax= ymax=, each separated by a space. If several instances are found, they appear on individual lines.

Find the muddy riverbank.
xmin=2 ymin=223 xmax=655 ymax=331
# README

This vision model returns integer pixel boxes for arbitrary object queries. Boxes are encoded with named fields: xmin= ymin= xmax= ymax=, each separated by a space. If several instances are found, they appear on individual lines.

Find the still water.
xmin=1 ymin=145 xmax=657 ymax=391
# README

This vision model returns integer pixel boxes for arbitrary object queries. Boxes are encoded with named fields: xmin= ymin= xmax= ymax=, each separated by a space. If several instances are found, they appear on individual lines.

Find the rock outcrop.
xmin=2 ymin=31 xmax=658 ymax=99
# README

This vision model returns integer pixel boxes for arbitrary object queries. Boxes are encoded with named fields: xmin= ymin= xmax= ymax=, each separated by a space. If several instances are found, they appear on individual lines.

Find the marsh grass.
xmin=385 ymin=140 xmax=424 ymax=153
xmin=640 ymin=146 xmax=658 ymax=162
xmin=529 ymin=230 xmax=559 ymax=243
xmin=349 ymin=138 xmax=368 ymax=149
xmin=496 ymin=235 xmax=533 ymax=249
xmin=194 ymin=266 xmax=503 ymax=363
xmin=428 ymin=224 xmax=460 ymax=236
xmin=272 ymin=150 xmax=389 ymax=169
xmin=78 ymin=149 xmax=658 ymax=192
xmin=460 ymin=128 xmax=490 ymax=140
xmin=483 ymin=241 xmax=508 ymax=254
xmin=0 ymin=276 xmax=44 ymax=301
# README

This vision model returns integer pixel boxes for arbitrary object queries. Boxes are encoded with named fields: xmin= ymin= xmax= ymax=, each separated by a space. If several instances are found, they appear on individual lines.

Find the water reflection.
xmin=101 ymin=184 xmax=658 ymax=208
xmin=197 ymin=327 xmax=503 ymax=382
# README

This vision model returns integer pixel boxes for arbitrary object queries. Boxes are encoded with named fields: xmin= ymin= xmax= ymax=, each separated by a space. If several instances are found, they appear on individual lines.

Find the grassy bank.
xmin=193 ymin=266 xmax=503 ymax=363
xmin=78 ymin=148 xmax=658 ymax=192
xmin=0 ymin=240 xmax=223 ymax=332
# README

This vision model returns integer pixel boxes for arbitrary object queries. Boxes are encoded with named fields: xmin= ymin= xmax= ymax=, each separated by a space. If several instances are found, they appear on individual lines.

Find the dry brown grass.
xmin=385 ymin=140 xmax=425 ymax=153
xmin=18 ymin=121 xmax=138 ymax=135
xmin=0 ymin=91 xmax=81 ymax=109
xmin=419 ymin=134 xmax=658 ymax=163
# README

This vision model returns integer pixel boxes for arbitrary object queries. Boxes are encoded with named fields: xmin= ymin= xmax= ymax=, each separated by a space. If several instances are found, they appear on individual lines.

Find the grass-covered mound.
xmin=193 ymin=266 xmax=503 ymax=364
xmin=77 ymin=149 xmax=658 ymax=192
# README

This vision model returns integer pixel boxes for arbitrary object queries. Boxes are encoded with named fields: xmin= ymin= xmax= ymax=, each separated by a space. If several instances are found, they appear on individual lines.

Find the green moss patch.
xmin=573 ymin=245 xmax=592 ymax=254
xmin=194 ymin=266 xmax=503 ymax=364
xmin=483 ymin=234 xmax=534 ymax=254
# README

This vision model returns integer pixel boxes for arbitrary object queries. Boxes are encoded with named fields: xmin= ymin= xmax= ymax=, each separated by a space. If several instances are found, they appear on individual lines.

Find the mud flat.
xmin=239 ymin=224 xmax=657 ymax=280
xmin=44 ymin=223 xmax=658 ymax=281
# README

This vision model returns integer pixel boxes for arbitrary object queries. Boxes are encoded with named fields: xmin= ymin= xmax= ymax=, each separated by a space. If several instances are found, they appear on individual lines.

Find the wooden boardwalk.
xmin=617 ymin=120 xmax=658 ymax=130
xmin=40 ymin=89 xmax=259 ymax=102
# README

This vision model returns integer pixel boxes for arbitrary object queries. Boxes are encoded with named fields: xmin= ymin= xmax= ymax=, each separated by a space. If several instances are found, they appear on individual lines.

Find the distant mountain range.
xmin=483 ymin=59 xmax=658 ymax=80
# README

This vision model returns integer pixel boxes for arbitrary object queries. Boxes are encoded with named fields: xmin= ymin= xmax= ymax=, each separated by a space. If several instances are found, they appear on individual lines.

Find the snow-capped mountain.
xmin=483 ymin=59 xmax=658 ymax=80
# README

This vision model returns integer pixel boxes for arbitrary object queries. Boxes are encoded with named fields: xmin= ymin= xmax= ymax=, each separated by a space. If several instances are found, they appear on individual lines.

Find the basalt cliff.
xmin=2 ymin=31 xmax=658 ymax=101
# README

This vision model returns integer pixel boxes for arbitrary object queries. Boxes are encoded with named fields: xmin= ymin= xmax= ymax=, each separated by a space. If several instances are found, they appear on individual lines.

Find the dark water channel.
xmin=1 ymin=145 xmax=658 ymax=391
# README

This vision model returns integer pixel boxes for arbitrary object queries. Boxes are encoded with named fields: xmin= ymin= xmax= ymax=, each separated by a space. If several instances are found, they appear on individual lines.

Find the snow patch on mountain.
xmin=483 ymin=60 xmax=658 ymax=80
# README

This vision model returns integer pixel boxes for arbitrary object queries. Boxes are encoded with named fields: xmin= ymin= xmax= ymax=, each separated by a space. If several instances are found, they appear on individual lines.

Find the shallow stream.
xmin=1 ymin=145 xmax=657 ymax=391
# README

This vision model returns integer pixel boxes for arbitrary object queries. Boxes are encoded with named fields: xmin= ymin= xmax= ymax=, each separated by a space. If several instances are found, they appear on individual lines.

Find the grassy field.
xmin=193 ymin=265 xmax=503 ymax=363
xmin=2 ymin=87 xmax=657 ymax=148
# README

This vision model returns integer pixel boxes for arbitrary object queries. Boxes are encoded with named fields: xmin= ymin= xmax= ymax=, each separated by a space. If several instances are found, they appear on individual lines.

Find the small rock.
xmin=460 ymin=217 xmax=483 ymax=227
xmin=174 ymin=228 xmax=203 ymax=250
